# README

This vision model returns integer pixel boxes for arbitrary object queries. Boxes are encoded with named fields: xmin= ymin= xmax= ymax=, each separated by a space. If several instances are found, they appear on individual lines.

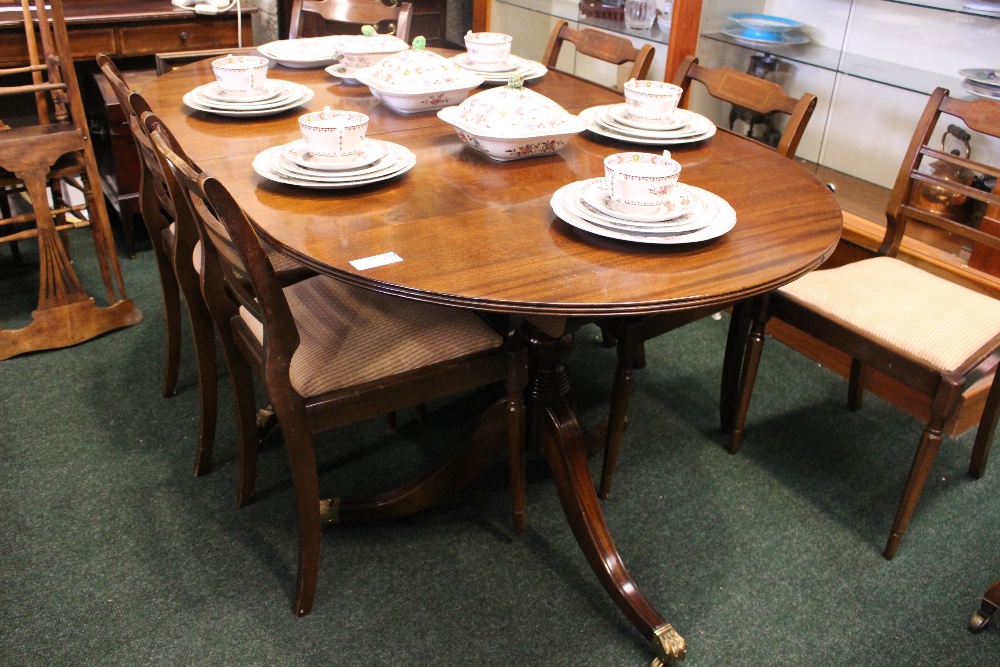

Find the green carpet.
xmin=2 ymin=231 xmax=999 ymax=666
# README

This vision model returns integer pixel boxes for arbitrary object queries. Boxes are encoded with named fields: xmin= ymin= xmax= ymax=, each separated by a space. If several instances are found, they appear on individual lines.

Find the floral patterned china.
xmin=354 ymin=36 xmax=484 ymax=113
xmin=257 ymin=36 xmax=342 ymax=68
xmin=253 ymin=140 xmax=415 ymax=189
xmin=211 ymin=54 xmax=270 ymax=98
xmin=606 ymin=103 xmax=689 ymax=131
xmin=182 ymin=81 xmax=314 ymax=117
xmin=580 ymin=178 xmax=696 ymax=224
xmin=436 ymin=75 xmax=586 ymax=160
xmin=579 ymin=105 xmax=717 ymax=146
xmin=463 ymin=31 xmax=513 ymax=66
xmin=623 ymin=79 xmax=683 ymax=123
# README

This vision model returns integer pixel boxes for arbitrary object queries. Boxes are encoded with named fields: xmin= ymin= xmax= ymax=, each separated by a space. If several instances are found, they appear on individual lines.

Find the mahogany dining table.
xmin=140 ymin=51 xmax=843 ymax=665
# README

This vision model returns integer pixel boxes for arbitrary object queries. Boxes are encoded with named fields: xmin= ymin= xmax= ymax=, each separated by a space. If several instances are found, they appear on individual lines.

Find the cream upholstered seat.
xmin=727 ymin=87 xmax=1000 ymax=560
xmin=240 ymin=276 xmax=502 ymax=397
xmin=780 ymin=256 xmax=1000 ymax=372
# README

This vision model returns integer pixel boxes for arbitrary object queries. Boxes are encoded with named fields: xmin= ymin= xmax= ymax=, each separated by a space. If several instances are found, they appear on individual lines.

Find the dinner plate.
xmin=569 ymin=181 xmax=711 ymax=234
xmin=257 ymin=37 xmax=341 ymax=68
xmin=452 ymin=52 xmax=524 ymax=73
xmin=580 ymin=178 xmax=697 ymax=223
xmin=551 ymin=181 xmax=736 ymax=245
xmin=198 ymin=80 xmax=285 ymax=103
xmin=598 ymin=108 xmax=705 ymax=138
xmin=476 ymin=61 xmax=548 ymax=85
xmin=268 ymin=147 xmax=403 ymax=182
xmin=281 ymin=138 xmax=388 ymax=171
xmin=581 ymin=106 xmax=717 ymax=145
xmin=182 ymin=87 xmax=315 ymax=117
xmin=253 ymin=144 xmax=415 ymax=189
xmin=721 ymin=27 xmax=809 ymax=46
xmin=190 ymin=82 xmax=304 ymax=110
xmin=607 ymin=104 xmax=690 ymax=131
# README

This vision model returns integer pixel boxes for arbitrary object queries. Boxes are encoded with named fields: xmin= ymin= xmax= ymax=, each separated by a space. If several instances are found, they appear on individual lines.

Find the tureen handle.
xmin=412 ymin=36 xmax=426 ymax=51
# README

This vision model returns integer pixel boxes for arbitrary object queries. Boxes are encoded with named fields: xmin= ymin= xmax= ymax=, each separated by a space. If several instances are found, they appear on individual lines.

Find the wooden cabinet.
xmin=0 ymin=0 xmax=256 ymax=67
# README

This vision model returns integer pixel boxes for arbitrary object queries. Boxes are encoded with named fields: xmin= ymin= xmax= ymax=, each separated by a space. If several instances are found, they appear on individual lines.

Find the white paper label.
xmin=349 ymin=252 xmax=403 ymax=270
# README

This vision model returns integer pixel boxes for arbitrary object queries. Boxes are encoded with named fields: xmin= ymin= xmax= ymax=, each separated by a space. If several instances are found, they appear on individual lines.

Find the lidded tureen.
xmin=333 ymin=25 xmax=409 ymax=71
xmin=436 ymin=75 xmax=587 ymax=160
xmin=354 ymin=36 xmax=484 ymax=113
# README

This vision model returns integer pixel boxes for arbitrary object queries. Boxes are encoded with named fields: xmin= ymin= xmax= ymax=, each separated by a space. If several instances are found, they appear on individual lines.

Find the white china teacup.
xmin=464 ymin=31 xmax=513 ymax=65
xmin=211 ymin=55 xmax=270 ymax=95
xmin=298 ymin=107 xmax=369 ymax=157
xmin=623 ymin=79 xmax=683 ymax=124
xmin=603 ymin=151 xmax=682 ymax=214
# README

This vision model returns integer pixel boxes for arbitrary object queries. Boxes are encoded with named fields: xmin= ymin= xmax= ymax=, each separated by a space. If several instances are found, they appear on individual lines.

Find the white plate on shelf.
xmin=551 ymin=181 xmax=736 ymax=245
xmin=721 ymin=27 xmax=809 ymax=46
xmin=452 ymin=52 xmax=524 ymax=73
xmin=959 ymin=68 xmax=1000 ymax=88
xmin=280 ymin=138 xmax=388 ymax=171
xmin=580 ymin=178 xmax=697 ymax=223
xmin=963 ymin=79 xmax=1000 ymax=100
xmin=606 ymin=104 xmax=691 ymax=131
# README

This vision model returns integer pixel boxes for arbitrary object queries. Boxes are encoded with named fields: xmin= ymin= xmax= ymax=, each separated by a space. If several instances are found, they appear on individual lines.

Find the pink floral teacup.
xmin=298 ymin=107 xmax=369 ymax=157
xmin=623 ymin=79 xmax=683 ymax=124
xmin=603 ymin=150 xmax=682 ymax=214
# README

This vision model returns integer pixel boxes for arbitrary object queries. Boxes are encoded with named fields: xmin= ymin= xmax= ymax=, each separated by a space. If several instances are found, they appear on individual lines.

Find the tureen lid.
xmin=364 ymin=36 xmax=482 ymax=93
xmin=334 ymin=25 xmax=409 ymax=55
xmin=443 ymin=76 xmax=586 ymax=138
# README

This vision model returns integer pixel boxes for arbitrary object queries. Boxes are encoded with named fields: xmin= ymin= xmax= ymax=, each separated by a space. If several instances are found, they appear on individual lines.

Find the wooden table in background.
xmin=142 ymin=58 xmax=843 ymax=664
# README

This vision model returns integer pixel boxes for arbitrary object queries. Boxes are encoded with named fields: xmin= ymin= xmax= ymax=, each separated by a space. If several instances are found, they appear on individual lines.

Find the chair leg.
xmin=141 ymin=184 xmax=181 ymax=398
xmin=275 ymin=407 xmax=322 ymax=618
xmin=720 ymin=300 xmax=751 ymax=433
xmin=729 ymin=299 xmax=771 ymax=454
xmin=969 ymin=579 xmax=1000 ymax=633
xmin=228 ymin=345 xmax=259 ymax=508
xmin=883 ymin=421 xmax=945 ymax=559
xmin=969 ymin=372 xmax=1000 ymax=478
xmin=599 ymin=323 xmax=643 ymax=500
xmin=507 ymin=373 xmax=527 ymax=535
xmin=414 ymin=403 xmax=427 ymax=425
xmin=179 ymin=274 xmax=218 ymax=478
xmin=848 ymin=359 xmax=866 ymax=410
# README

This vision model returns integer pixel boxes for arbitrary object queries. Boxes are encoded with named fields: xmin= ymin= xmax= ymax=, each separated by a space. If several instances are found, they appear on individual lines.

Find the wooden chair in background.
xmin=727 ymin=87 xmax=1000 ymax=559
xmin=593 ymin=55 xmax=817 ymax=499
xmin=0 ymin=0 xmax=140 ymax=359
xmin=288 ymin=0 xmax=412 ymax=41
xmin=542 ymin=18 xmax=654 ymax=84
xmin=147 ymin=114 xmax=527 ymax=616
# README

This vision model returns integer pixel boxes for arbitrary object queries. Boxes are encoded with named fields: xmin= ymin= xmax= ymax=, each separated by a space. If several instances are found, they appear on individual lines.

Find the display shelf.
xmin=702 ymin=31 xmax=964 ymax=95
xmin=883 ymin=0 xmax=1000 ymax=19
xmin=495 ymin=0 xmax=671 ymax=44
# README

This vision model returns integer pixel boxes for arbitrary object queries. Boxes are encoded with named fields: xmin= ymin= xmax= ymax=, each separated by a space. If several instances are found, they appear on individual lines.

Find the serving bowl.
xmin=354 ymin=36 xmax=483 ymax=113
xmin=436 ymin=76 xmax=586 ymax=160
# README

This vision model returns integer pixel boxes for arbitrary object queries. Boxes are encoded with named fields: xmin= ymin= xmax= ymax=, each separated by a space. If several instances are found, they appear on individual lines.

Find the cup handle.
xmin=662 ymin=149 xmax=671 ymax=161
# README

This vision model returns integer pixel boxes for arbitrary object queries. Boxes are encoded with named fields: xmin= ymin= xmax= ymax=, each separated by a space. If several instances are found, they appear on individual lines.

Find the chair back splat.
xmin=542 ymin=18 xmax=653 ymax=83
xmin=288 ymin=0 xmax=412 ymax=41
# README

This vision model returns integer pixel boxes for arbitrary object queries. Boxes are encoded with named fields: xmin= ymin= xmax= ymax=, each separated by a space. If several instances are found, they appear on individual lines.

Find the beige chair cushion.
xmin=780 ymin=256 xmax=1000 ymax=372
xmin=164 ymin=225 xmax=302 ymax=276
xmin=240 ymin=275 xmax=503 ymax=398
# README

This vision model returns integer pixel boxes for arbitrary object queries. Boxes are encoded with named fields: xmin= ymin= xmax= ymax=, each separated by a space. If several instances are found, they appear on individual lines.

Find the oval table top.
xmin=142 ymin=56 xmax=843 ymax=319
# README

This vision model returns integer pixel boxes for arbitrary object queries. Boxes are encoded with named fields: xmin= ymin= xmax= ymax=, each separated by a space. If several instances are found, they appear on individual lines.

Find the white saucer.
xmin=253 ymin=145 xmax=416 ymax=189
xmin=191 ymin=82 xmax=300 ymax=109
xmin=270 ymin=144 xmax=399 ymax=180
xmin=325 ymin=64 xmax=364 ymax=85
xmin=581 ymin=178 xmax=696 ymax=223
xmin=281 ymin=138 xmax=388 ymax=171
xmin=199 ymin=80 xmax=284 ymax=103
xmin=607 ymin=104 xmax=689 ymax=131
xmin=452 ymin=52 xmax=523 ymax=73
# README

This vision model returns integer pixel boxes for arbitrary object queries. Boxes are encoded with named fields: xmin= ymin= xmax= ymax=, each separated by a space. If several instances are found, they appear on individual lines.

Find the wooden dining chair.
xmin=146 ymin=114 xmax=527 ymax=616
xmin=0 ymin=0 xmax=140 ymax=360
xmin=288 ymin=0 xmax=412 ymax=41
xmin=727 ymin=87 xmax=1000 ymax=559
xmin=542 ymin=18 xmax=654 ymax=84
xmin=593 ymin=55 xmax=817 ymax=500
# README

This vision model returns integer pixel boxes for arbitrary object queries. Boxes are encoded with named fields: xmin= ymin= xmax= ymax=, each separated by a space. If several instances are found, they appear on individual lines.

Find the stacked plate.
xmin=578 ymin=104 xmax=717 ymax=145
xmin=723 ymin=13 xmax=809 ymax=45
xmin=256 ymin=37 xmax=341 ymax=68
xmin=551 ymin=177 xmax=735 ymax=244
xmin=252 ymin=138 xmax=415 ymax=189
xmin=960 ymin=68 xmax=1000 ymax=101
xmin=182 ymin=80 xmax=314 ymax=117
xmin=449 ymin=53 xmax=547 ymax=84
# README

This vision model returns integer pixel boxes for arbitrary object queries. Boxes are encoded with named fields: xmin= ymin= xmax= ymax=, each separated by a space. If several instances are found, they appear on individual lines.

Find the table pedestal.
xmin=518 ymin=319 xmax=687 ymax=665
